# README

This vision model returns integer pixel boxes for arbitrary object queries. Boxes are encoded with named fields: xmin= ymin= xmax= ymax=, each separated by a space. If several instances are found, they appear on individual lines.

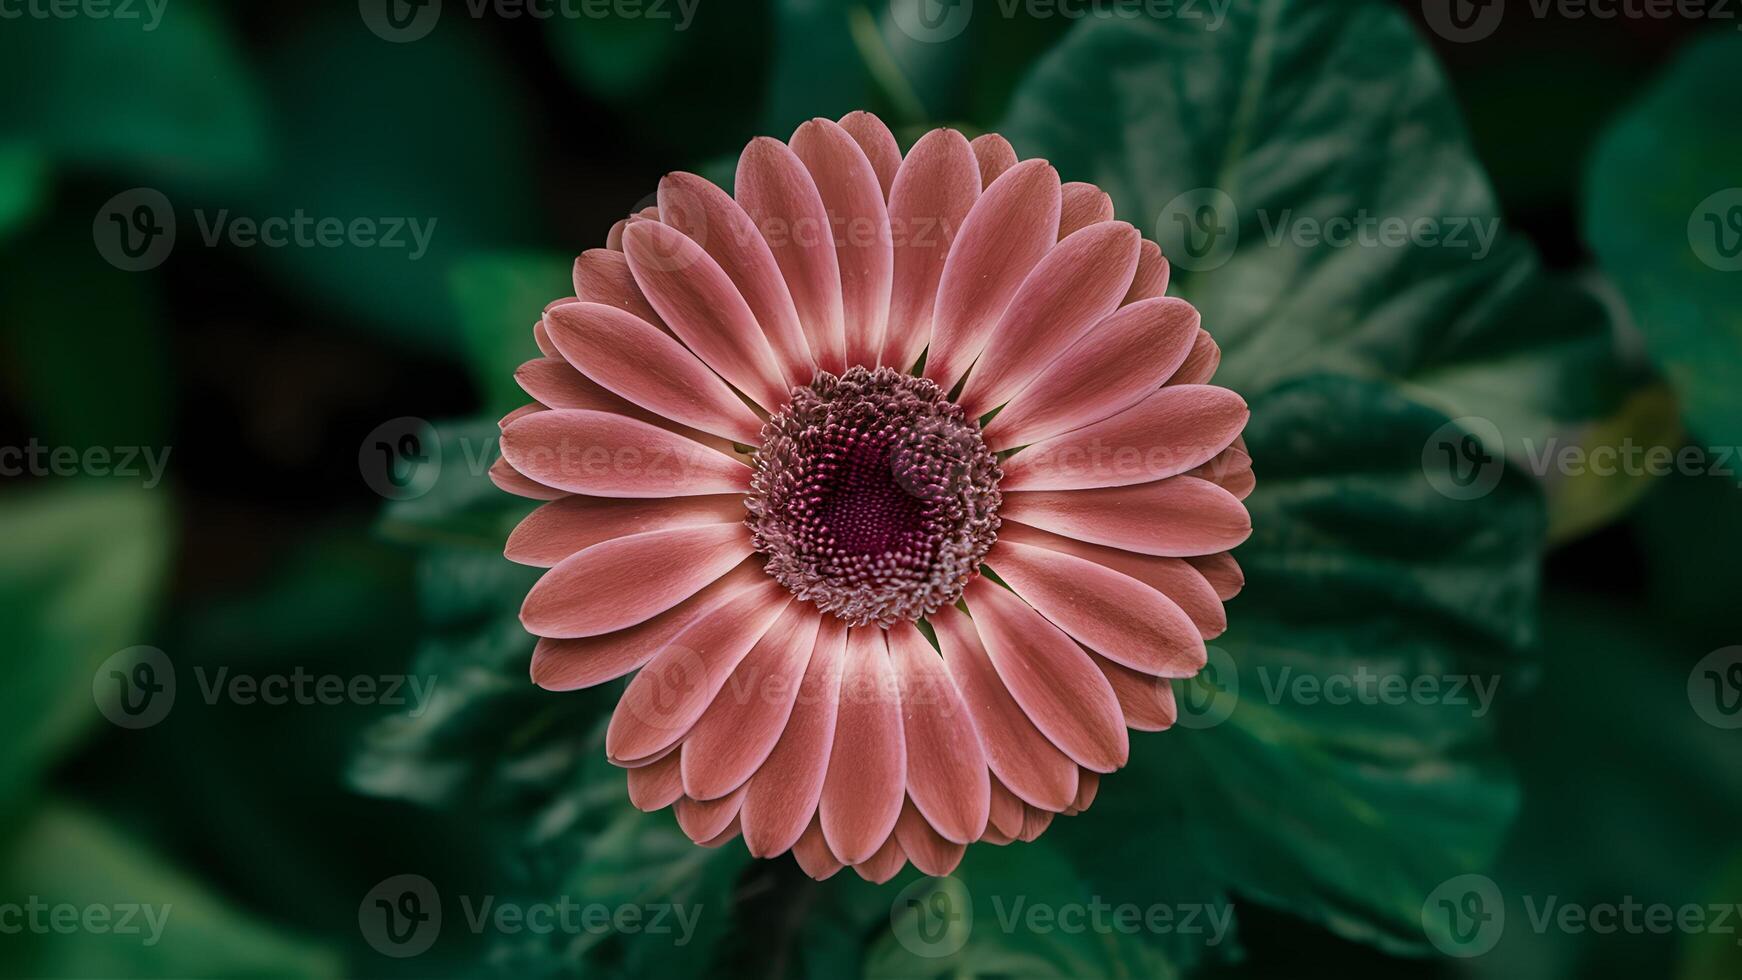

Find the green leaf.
xmin=1037 ymin=376 xmax=1537 ymax=960
xmin=1000 ymin=0 xmax=1637 ymax=538
xmin=865 ymin=841 xmax=1177 ymax=979
xmin=0 ymin=224 xmax=173 ymax=449
xmin=450 ymin=254 xmax=574 ymax=418
xmin=0 ymin=801 xmax=340 ymax=978
xmin=246 ymin=13 xmax=539 ymax=350
xmin=1586 ymin=31 xmax=1742 ymax=447
xmin=0 ymin=144 xmax=46 ymax=240
xmin=1475 ymin=587 xmax=1742 ymax=978
xmin=0 ymin=0 xmax=267 ymax=184
xmin=0 ymin=485 xmax=172 ymax=809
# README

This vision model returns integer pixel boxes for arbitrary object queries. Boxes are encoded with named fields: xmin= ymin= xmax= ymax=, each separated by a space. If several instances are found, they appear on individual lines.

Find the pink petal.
xmin=963 ymin=577 xmax=1128 ymax=773
xmin=971 ymin=133 xmax=1016 ymax=188
xmin=574 ymin=248 xmax=668 ymax=334
xmin=514 ymin=353 xmax=733 ymax=451
xmin=1058 ymin=182 xmax=1113 ymax=239
xmin=887 ymin=621 xmax=990 ymax=844
xmin=932 ymin=605 xmax=1078 ymax=811
xmin=987 ymin=777 xmax=1026 ymax=840
xmin=793 ymin=816 xmax=843 ymax=879
xmin=791 ymin=118 xmax=893 ymax=369
xmin=837 ymin=110 xmax=901 ymax=198
xmin=1000 ymin=521 xmax=1226 ymax=639
xmin=1073 ymin=770 xmax=1101 ymax=813
xmin=1000 ymin=384 xmax=1249 ymax=491
xmin=924 ymin=160 xmax=1062 ymax=391
xmin=499 ymin=403 xmax=543 ymax=430
xmin=741 ymin=619 xmax=848 ymax=857
xmin=1018 ymin=806 xmax=1054 ymax=842
xmin=533 ymin=318 xmax=559 ymax=357
xmin=606 ymin=580 xmax=792 ymax=764
xmin=983 ymin=297 xmax=1201 ymax=451
xmin=657 ymin=172 xmax=815 ymax=390
xmin=1091 ymin=650 xmax=1179 ymax=731
xmin=507 ymin=493 xmax=745 ymax=568
xmin=606 ymin=219 xmax=627 ymax=251
xmin=882 ymin=128 xmax=979 ymax=372
xmin=543 ymin=302 xmax=765 ymax=445
xmin=1188 ymin=552 xmax=1245 ymax=601
xmin=699 ymin=816 xmax=741 ymax=848
xmin=820 ymin=627 xmax=905 ymax=865
xmin=622 ymin=220 xmax=791 ymax=412
xmin=500 ymin=409 xmax=750 ymax=498
xmin=674 ymin=783 xmax=747 ymax=843
xmin=736 ymin=137 xmax=847 ymax=374
xmin=521 ymin=522 xmax=754 ymax=638
xmin=851 ymin=834 xmax=907 ymax=884
xmin=957 ymin=221 xmax=1140 ymax=417
xmin=895 ymin=800 xmax=965 ymax=876
xmin=680 ymin=603 xmax=823 ymax=801
xmin=1001 ymin=476 xmax=1252 ymax=557
xmin=626 ymin=750 xmax=685 ymax=811
xmin=1167 ymin=328 xmax=1221 ymax=385
xmin=1189 ymin=444 xmax=1255 ymax=500
xmin=490 ymin=455 xmax=566 ymax=501
xmin=1123 ymin=239 xmax=1170 ymax=303
xmin=529 ymin=561 xmax=765 ymax=691
xmin=985 ymin=538 xmax=1206 ymax=678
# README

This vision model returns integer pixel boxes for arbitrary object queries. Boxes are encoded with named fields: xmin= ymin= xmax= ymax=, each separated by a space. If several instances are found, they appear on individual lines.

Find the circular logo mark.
xmin=623 ymin=644 xmax=711 ymax=736
xmin=93 ymin=646 xmax=176 ymax=729
xmin=360 ymin=0 xmax=441 ymax=43
xmin=1174 ymin=644 xmax=1238 ymax=730
xmin=360 ymin=417 xmax=441 ymax=501
xmin=1689 ymin=646 xmax=1742 ymax=730
xmin=891 ymin=875 xmax=972 ymax=958
xmin=1688 ymin=188 xmax=1742 ymax=272
xmin=93 ymin=188 xmax=175 ymax=272
xmin=1422 ymin=873 xmax=1504 ymax=958
xmin=890 ymin=0 xmax=974 ymax=43
xmin=1155 ymin=188 xmax=1239 ymax=272
xmin=1422 ymin=416 xmax=1505 ymax=501
xmin=359 ymin=874 xmax=441 ymax=958
xmin=1420 ymin=0 xmax=1505 ymax=43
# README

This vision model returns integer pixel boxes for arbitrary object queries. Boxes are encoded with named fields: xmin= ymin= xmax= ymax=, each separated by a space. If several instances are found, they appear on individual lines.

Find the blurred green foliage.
xmin=1 ymin=0 xmax=1737 ymax=977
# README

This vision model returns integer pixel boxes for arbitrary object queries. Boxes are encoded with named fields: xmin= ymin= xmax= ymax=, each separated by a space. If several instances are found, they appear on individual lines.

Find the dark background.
xmin=1 ymin=0 xmax=1737 ymax=977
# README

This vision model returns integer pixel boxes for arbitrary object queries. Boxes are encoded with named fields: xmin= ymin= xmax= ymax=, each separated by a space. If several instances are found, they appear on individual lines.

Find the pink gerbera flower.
xmin=494 ymin=111 xmax=1252 ymax=882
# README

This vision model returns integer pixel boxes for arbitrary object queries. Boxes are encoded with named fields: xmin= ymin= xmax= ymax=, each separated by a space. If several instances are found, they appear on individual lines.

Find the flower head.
xmin=496 ymin=112 xmax=1252 ymax=881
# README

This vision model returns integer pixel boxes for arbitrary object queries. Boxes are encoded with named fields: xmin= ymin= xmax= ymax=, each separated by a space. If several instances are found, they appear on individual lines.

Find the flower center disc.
xmin=746 ymin=367 xmax=1002 ymax=627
